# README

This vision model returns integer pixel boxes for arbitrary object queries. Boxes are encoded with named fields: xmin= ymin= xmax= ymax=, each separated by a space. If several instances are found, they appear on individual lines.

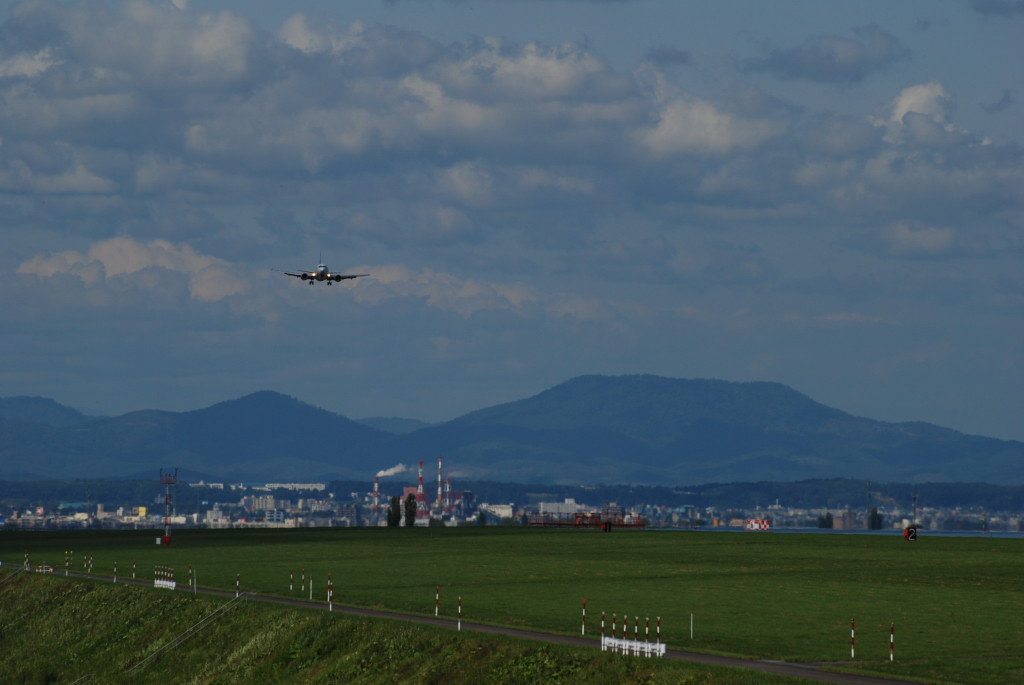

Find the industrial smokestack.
xmin=416 ymin=460 xmax=426 ymax=518
xmin=436 ymin=456 xmax=443 ymax=509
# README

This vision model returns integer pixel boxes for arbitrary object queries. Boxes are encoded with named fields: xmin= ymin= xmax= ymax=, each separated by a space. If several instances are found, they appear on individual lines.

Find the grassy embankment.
xmin=1 ymin=526 xmax=1021 ymax=684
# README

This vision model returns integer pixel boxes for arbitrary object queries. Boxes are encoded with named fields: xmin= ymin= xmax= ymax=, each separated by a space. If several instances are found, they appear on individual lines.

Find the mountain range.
xmin=1 ymin=375 xmax=1021 ymax=485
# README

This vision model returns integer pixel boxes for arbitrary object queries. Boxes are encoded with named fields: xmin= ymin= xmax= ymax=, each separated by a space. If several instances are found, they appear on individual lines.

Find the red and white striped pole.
xmin=328 ymin=572 xmax=333 ymax=612
xmin=435 ymin=585 xmax=439 ymax=617
xmin=132 ymin=558 xmax=136 ymax=580
xmin=302 ymin=568 xmax=305 ymax=593
xmin=236 ymin=573 xmax=240 ymax=598
xmin=114 ymin=561 xmax=117 ymax=584
xmin=850 ymin=618 xmax=855 ymax=659
xmin=890 ymin=622 xmax=894 ymax=662
xmin=645 ymin=617 xmax=650 ymax=649
xmin=601 ymin=611 xmax=606 ymax=650
xmin=582 ymin=599 xmax=586 ymax=636
xmin=657 ymin=616 xmax=661 ymax=646
xmin=458 ymin=596 xmax=462 ymax=631
xmin=612 ymin=613 xmax=617 ymax=651
xmin=290 ymin=569 xmax=293 ymax=592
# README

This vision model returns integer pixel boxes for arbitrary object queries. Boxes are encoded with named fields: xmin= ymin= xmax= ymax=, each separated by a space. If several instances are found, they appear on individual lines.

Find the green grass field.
xmin=2 ymin=526 xmax=1021 ymax=684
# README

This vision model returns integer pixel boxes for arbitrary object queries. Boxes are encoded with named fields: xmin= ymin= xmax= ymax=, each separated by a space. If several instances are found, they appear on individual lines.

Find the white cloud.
xmin=0 ymin=48 xmax=61 ymax=78
xmin=516 ymin=168 xmax=594 ymax=195
xmin=277 ymin=13 xmax=363 ymax=55
xmin=350 ymin=265 xmax=545 ymax=317
xmin=889 ymin=81 xmax=953 ymax=125
xmin=438 ymin=40 xmax=615 ymax=101
xmin=745 ymin=24 xmax=909 ymax=84
xmin=9 ymin=0 xmax=259 ymax=90
xmin=882 ymin=221 xmax=956 ymax=257
xmin=347 ymin=264 xmax=611 ymax=321
xmin=873 ymin=81 xmax=963 ymax=145
xmin=638 ymin=95 xmax=783 ymax=156
xmin=437 ymin=162 xmax=494 ymax=205
xmin=17 ymin=237 xmax=246 ymax=301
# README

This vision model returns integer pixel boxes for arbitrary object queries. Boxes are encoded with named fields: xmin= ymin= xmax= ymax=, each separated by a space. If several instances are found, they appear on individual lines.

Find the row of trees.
xmin=385 ymin=494 xmax=487 ymax=527
xmin=817 ymin=507 xmax=885 ymax=529
xmin=385 ymin=494 xmax=416 ymax=527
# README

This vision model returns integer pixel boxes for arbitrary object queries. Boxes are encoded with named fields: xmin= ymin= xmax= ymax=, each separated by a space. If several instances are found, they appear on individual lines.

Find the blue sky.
xmin=2 ymin=0 xmax=1022 ymax=443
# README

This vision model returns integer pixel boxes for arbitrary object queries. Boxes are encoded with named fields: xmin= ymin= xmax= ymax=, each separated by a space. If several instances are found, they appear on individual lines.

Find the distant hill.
xmin=372 ymin=375 xmax=1023 ymax=485
xmin=1 ymin=376 xmax=1021 ymax=485
xmin=0 ymin=396 xmax=93 ymax=428
xmin=356 ymin=417 xmax=433 ymax=434
xmin=0 ymin=392 xmax=387 ymax=481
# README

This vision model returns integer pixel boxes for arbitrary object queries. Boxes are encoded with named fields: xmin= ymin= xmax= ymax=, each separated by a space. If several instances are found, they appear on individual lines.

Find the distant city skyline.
xmin=2 ymin=1 xmax=1022 ymax=441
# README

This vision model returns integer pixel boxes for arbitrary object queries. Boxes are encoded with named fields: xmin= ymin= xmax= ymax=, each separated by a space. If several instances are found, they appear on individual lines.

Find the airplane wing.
xmin=271 ymin=269 xmax=369 ymax=280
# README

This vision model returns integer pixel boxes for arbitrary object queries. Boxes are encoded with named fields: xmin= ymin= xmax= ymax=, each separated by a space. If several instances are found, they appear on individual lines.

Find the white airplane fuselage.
xmin=300 ymin=265 xmax=343 ymax=283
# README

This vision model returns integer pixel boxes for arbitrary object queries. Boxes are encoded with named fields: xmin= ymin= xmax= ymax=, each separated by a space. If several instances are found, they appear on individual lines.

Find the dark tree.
xmin=477 ymin=510 xmax=487 ymax=526
xmin=817 ymin=512 xmax=834 ymax=529
xmin=387 ymin=495 xmax=401 ymax=528
xmin=868 ymin=507 xmax=884 ymax=530
xmin=404 ymin=493 xmax=417 ymax=527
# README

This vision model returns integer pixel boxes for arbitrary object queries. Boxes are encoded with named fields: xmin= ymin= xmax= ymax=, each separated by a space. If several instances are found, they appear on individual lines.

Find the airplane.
xmin=274 ymin=255 xmax=368 ymax=285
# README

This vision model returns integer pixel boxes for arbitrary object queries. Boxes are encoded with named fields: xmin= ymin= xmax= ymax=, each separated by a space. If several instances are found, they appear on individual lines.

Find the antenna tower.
xmin=159 ymin=468 xmax=178 ymax=546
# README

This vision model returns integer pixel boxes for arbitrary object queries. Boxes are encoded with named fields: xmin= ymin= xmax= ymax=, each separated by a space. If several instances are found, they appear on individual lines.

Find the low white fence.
xmin=601 ymin=636 xmax=666 ymax=657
